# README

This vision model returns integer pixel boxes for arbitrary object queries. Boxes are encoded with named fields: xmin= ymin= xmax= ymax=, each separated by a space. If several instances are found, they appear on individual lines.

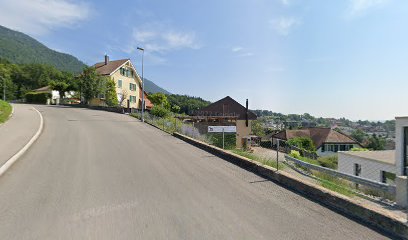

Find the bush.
xmin=150 ymin=106 xmax=170 ymax=118
xmin=208 ymin=133 xmax=236 ymax=149
xmin=287 ymin=137 xmax=316 ymax=152
xmin=289 ymin=150 xmax=301 ymax=159
xmin=25 ymin=92 xmax=51 ymax=104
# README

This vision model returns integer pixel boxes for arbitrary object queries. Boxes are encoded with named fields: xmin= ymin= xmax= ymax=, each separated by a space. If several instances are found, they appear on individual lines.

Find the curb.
xmin=173 ymin=132 xmax=408 ymax=239
xmin=0 ymin=106 xmax=44 ymax=177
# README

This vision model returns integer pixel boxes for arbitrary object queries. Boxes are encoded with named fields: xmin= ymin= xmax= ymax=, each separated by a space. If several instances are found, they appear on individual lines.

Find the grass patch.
xmin=230 ymin=149 xmax=285 ymax=170
xmin=313 ymin=172 xmax=355 ymax=197
xmin=0 ymin=100 xmax=12 ymax=123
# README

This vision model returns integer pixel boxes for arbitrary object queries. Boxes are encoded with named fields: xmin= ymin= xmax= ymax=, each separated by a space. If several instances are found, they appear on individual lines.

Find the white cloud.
xmin=270 ymin=17 xmax=301 ymax=36
xmin=231 ymin=46 xmax=253 ymax=57
xmin=232 ymin=47 xmax=243 ymax=52
xmin=131 ymin=27 xmax=201 ymax=54
xmin=0 ymin=0 xmax=90 ymax=35
xmin=347 ymin=0 xmax=389 ymax=16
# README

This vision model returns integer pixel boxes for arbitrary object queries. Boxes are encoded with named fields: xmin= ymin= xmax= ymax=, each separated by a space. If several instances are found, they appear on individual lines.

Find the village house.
xmin=188 ymin=96 xmax=257 ymax=148
xmin=93 ymin=55 xmax=144 ymax=109
xmin=272 ymin=128 xmax=361 ymax=156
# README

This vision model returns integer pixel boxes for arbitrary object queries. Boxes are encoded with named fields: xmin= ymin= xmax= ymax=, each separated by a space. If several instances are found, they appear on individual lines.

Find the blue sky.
xmin=0 ymin=0 xmax=407 ymax=120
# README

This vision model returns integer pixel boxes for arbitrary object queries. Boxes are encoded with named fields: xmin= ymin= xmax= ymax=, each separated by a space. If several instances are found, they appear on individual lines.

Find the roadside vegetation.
xmin=231 ymin=149 xmax=285 ymax=170
xmin=0 ymin=100 xmax=12 ymax=123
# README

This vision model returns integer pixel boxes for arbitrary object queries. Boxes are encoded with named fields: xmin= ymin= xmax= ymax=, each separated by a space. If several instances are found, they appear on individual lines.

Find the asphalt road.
xmin=0 ymin=105 xmax=391 ymax=239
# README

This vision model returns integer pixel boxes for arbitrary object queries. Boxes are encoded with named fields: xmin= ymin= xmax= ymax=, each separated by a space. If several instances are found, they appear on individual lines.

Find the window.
xmin=118 ymin=80 xmax=122 ymax=88
xmin=129 ymin=83 xmax=137 ymax=91
xmin=129 ymin=96 xmax=136 ymax=103
xmin=321 ymin=144 xmax=325 ymax=152
xmin=340 ymin=145 xmax=346 ymax=151
xmin=354 ymin=163 xmax=361 ymax=176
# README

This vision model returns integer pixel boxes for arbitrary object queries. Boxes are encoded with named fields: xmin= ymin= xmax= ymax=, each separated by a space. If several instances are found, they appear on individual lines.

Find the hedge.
xmin=25 ymin=92 xmax=51 ymax=104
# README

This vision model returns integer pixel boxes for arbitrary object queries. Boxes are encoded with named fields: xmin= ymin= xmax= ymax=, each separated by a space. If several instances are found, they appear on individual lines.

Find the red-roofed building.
xmin=272 ymin=128 xmax=361 ymax=156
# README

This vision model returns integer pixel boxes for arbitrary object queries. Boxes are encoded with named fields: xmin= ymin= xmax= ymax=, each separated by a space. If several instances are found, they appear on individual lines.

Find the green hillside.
xmin=0 ymin=25 xmax=86 ymax=73
xmin=144 ymin=78 xmax=171 ymax=94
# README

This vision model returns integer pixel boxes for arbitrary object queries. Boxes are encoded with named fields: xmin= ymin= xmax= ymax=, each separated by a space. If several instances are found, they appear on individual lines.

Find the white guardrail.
xmin=284 ymin=155 xmax=396 ymax=195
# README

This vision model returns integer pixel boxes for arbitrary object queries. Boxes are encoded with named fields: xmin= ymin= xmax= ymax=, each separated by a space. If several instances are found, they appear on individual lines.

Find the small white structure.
xmin=338 ymin=150 xmax=396 ymax=184
xmin=395 ymin=117 xmax=408 ymax=207
xmin=395 ymin=117 xmax=408 ymax=176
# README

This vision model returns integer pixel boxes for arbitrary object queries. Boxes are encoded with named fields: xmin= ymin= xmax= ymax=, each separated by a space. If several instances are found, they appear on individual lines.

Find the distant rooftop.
xmin=340 ymin=150 xmax=395 ymax=165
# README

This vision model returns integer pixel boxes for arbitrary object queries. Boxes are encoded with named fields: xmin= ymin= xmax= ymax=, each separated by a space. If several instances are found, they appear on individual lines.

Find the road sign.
xmin=208 ymin=126 xmax=236 ymax=133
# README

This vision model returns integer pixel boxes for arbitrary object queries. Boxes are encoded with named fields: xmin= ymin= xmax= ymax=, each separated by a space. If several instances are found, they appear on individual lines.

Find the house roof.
xmin=33 ymin=86 xmax=52 ymax=92
xmin=272 ymin=128 xmax=359 ymax=148
xmin=339 ymin=150 xmax=395 ymax=165
xmin=194 ymin=96 xmax=257 ymax=120
xmin=139 ymin=91 xmax=154 ymax=109
xmin=94 ymin=59 xmax=129 ymax=76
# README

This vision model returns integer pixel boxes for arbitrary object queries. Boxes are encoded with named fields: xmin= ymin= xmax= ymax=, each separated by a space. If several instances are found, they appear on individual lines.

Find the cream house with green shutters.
xmin=93 ymin=55 xmax=142 ymax=109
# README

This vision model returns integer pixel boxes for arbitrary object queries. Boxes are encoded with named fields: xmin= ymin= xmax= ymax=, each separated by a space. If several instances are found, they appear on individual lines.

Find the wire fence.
xmin=131 ymin=112 xmax=404 ymax=216
xmin=258 ymin=139 xmax=398 ymax=205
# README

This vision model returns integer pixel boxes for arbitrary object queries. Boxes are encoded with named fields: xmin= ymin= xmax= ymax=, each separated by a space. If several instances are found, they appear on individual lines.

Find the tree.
xmin=148 ymin=92 xmax=170 ymax=109
xmin=118 ymin=89 xmax=128 ymax=106
xmin=351 ymin=129 xmax=366 ymax=143
xmin=166 ymin=94 xmax=211 ymax=114
xmin=171 ymin=105 xmax=180 ymax=113
xmin=50 ymin=81 xmax=69 ymax=99
xmin=78 ymin=67 xmax=107 ymax=104
xmin=365 ymin=134 xmax=386 ymax=150
xmin=287 ymin=137 xmax=316 ymax=152
xmin=0 ymin=64 xmax=16 ymax=100
xmin=251 ymin=120 xmax=265 ymax=137
xmin=105 ymin=79 xmax=118 ymax=106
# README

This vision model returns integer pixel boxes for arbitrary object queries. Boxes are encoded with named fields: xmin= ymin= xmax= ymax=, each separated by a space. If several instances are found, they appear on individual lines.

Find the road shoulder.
xmin=0 ymin=104 xmax=43 ymax=174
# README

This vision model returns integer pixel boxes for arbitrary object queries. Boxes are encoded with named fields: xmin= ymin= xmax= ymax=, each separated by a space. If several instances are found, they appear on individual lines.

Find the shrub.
xmin=289 ymin=150 xmax=301 ymax=159
xmin=208 ymin=133 xmax=236 ymax=149
xmin=150 ymin=106 xmax=170 ymax=118
xmin=287 ymin=137 xmax=316 ymax=152
xmin=25 ymin=92 xmax=51 ymax=104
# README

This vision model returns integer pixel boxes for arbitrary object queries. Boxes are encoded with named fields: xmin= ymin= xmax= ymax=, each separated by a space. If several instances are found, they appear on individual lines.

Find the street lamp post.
xmin=137 ymin=47 xmax=145 ymax=122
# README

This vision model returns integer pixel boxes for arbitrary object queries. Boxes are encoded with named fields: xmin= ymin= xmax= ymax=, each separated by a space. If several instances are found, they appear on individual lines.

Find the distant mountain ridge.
xmin=143 ymin=78 xmax=171 ymax=95
xmin=0 ymin=25 xmax=86 ymax=73
xmin=0 ymin=25 xmax=172 ymax=94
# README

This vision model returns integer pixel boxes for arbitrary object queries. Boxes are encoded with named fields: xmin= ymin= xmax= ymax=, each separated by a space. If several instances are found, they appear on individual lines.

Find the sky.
xmin=0 ymin=0 xmax=407 ymax=120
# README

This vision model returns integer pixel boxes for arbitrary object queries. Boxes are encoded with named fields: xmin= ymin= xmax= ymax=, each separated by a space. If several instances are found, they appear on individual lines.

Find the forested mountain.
xmin=144 ymin=78 xmax=171 ymax=94
xmin=0 ymin=25 xmax=86 ymax=73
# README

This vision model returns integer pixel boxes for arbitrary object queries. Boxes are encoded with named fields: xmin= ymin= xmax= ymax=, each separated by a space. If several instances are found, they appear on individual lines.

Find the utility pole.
xmin=137 ymin=47 xmax=145 ymax=122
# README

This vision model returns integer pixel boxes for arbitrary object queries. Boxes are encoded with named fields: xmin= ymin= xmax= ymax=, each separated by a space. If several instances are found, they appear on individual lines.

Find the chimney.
xmin=104 ymin=55 xmax=109 ymax=65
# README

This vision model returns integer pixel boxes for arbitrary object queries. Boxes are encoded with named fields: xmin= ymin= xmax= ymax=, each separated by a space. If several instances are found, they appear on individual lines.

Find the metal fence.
xmin=285 ymin=155 xmax=396 ymax=196
xmin=132 ymin=112 xmax=400 ymax=207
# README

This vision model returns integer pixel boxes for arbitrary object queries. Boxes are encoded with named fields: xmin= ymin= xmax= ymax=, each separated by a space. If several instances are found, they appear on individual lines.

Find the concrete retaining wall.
xmin=173 ymin=132 xmax=408 ymax=239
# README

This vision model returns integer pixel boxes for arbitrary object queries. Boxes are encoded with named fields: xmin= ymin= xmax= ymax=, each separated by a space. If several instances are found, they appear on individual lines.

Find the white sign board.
xmin=208 ymin=126 xmax=236 ymax=133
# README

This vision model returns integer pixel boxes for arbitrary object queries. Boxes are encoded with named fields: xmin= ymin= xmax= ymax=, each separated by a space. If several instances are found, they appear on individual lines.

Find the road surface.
xmin=0 ymin=105 xmax=390 ymax=239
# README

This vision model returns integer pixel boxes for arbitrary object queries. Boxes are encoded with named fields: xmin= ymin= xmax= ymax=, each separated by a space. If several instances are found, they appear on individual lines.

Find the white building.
xmin=338 ymin=150 xmax=396 ymax=184
xmin=395 ymin=117 xmax=408 ymax=176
